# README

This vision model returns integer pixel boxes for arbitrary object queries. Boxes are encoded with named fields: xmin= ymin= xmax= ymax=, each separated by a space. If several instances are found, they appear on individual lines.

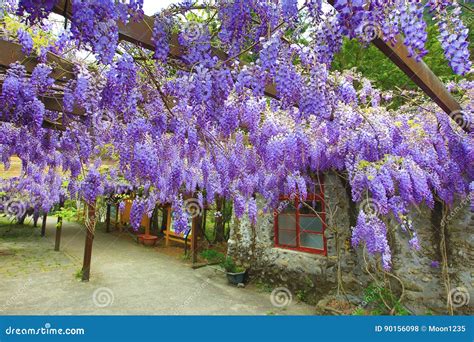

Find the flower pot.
xmin=226 ymin=271 xmax=246 ymax=285
xmin=142 ymin=235 xmax=158 ymax=246
xmin=137 ymin=234 xmax=146 ymax=243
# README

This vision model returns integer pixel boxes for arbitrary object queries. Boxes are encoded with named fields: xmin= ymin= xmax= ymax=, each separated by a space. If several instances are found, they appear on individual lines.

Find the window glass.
xmin=299 ymin=216 xmax=323 ymax=233
xmin=277 ymin=214 xmax=296 ymax=230
xmin=277 ymin=229 xmax=297 ymax=246
xmin=300 ymin=233 xmax=324 ymax=249
xmin=299 ymin=200 xmax=323 ymax=215
xmin=278 ymin=200 xmax=296 ymax=214
xmin=275 ymin=195 xmax=326 ymax=253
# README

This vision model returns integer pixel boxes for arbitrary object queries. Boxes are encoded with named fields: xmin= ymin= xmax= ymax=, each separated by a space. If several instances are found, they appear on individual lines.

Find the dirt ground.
xmin=0 ymin=218 xmax=315 ymax=315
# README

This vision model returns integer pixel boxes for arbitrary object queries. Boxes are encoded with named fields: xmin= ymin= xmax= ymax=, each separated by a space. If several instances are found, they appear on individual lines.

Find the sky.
xmin=142 ymin=0 xmax=333 ymax=17
xmin=143 ymin=0 xmax=181 ymax=16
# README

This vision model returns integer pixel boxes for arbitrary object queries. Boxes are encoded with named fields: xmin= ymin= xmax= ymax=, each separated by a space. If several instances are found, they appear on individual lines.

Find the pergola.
xmin=0 ymin=0 xmax=468 ymax=281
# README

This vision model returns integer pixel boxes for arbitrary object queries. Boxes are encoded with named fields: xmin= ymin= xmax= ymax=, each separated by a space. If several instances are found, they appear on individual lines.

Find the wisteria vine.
xmin=0 ymin=0 xmax=472 ymax=271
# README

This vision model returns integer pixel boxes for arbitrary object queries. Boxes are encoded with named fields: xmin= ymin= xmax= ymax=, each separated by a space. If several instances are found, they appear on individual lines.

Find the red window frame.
xmin=274 ymin=185 xmax=327 ymax=255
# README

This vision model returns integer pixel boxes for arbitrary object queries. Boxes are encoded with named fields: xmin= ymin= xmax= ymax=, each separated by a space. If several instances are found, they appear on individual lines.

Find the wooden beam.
xmin=0 ymin=40 xmax=86 ymax=130
xmin=324 ymin=0 xmax=465 ymax=130
xmin=0 ymin=40 xmax=75 ymax=81
xmin=51 ymin=0 xmax=464 ymax=129
xmin=372 ymin=37 xmax=465 ymax=130
xmin=40 ymin=95 xmax=86 ymax=116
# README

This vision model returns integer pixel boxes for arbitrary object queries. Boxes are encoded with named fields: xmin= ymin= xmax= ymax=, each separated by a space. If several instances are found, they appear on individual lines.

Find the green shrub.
xmin=362 ymin=283 xmax=410 ymax=316
xmin=199 ymin=249 xmax=225 ymax=264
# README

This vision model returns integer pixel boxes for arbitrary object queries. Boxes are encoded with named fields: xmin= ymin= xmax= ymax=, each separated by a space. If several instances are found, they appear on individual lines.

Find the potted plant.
xmin=220 ymin=256 xmax=246 ymax=285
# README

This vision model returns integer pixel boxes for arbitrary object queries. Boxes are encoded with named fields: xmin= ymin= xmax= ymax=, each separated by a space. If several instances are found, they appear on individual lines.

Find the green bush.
xmin=361 ymin=283 xmax=410 ymax=316
xmin=199 ymin=249 xmax=225 ymax=264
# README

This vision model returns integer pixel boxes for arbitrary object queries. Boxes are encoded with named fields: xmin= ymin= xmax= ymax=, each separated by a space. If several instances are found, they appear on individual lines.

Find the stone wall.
xmin=227 ymin=172 xmax=473 ymax=314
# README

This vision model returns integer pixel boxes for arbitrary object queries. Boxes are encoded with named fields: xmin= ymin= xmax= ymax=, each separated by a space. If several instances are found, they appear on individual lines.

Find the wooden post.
xmin=82 ymin=201 xmax=96 ymax=282
xmin=54 ymin=200 xmax=64 ymax=251
xmin=165 ymin=205 xmax=171 ymax=247
xmin=54 ymin=216 xmax=63 ymax=251
xmin=40 ymin=213 xmax=47 ymax=237
xmin=191 ymin=215 xmax=200 ymax=265
xmin=105 ymin=203 xmax=111 ymax=233
xmin=82 ymin=202 xmax=86 ymax=222
xmin=114 ymin=204 xmax=119 ymax=230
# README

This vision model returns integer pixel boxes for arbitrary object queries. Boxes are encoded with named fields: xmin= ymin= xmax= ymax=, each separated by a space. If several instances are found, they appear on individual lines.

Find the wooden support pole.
xmin=105 ymin=203 xmax=111 ymax=233
xmin=82 ymin=201 xmax=96 ymax=282
xmin=165 ymin=205 xmax=171 ymax=247
xmin=40 ymin=213 xmax=47 ymax=237
xmin=191 ymin=215 xmax=200 ymax=265
xmin=54 ymin=200 xmax=64 ymax=251
xmin=114 ymin=204 xmax=119 ymax=230
xmin=54 ymin=216 xmax=63 ymax=251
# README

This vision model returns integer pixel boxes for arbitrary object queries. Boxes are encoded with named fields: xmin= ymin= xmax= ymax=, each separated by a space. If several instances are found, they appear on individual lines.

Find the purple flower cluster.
xmin=152 ymin=16 xmax=170 ymax=62
xmin=435 ymin=4 xmax=472 ymax=75
xmin=281 ymin=0 xmax=298 ymax=22
xmin=17 ymin=29 xmax=34 ymax=55
xmin=81 ymin=167 xmax=104 ymax=204
xmin=1 ymin=62 xmax=54 ymax=128
xmin=399 ymin=1 xmax=428 ymax=61
xmin=100 ymin=54 xmax=138 ymax=122
xmin=17 ymin=0 xmax=57 ymax=24
xmin=130 ymin=199 xmax=145 ymax=231
xmin=352 ymin=210 xmax=391 ymax=270
xmin=70 ymin=0 xmax=119 ymax=64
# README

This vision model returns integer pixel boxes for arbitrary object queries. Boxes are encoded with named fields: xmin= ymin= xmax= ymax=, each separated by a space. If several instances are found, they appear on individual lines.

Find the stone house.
xmin=227 ymin=172 xmax=473 ymax=314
